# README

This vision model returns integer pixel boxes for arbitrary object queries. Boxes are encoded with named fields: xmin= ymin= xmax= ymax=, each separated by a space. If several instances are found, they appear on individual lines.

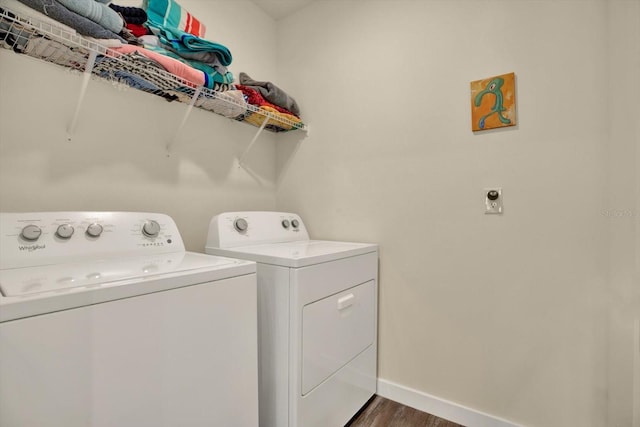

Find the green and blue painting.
xmin=470 ymin=72 xmax=516 ymax=131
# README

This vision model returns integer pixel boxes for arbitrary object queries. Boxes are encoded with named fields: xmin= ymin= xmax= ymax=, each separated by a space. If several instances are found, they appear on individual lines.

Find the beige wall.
xmin=0 ymin=0 xmax=280 ymax=251
xmin=606 ymin=1 xmax=640 ymax=425
xmin=275 ymin=1 xmax=636 ymax=426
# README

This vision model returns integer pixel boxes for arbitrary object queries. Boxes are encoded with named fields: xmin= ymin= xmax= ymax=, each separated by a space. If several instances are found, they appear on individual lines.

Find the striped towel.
xmin=143 ymin=0 xmax=205 ymax=38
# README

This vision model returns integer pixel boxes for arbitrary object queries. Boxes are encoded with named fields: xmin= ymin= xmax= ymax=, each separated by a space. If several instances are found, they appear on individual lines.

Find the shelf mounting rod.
xmin=167 ymin=86 xmax=203 ymax=153
xmin=67 ymin=50 xmax=97 ymax=141
xmin=238 ymin=114 xmax=269 ymax=168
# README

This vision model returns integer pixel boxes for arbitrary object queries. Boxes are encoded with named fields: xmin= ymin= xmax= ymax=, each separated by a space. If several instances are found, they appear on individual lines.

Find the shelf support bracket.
xmin=238 ymin=114 xmax=269 ymax=168
xmin=166 ymin=86 xmax=203 ymax=154
xmin=67 ymin=50 xmax=97 ymax=141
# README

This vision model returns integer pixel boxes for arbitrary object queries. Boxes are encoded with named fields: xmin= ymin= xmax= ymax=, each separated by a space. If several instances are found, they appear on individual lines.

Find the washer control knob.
xmin=86 ymin=223 xmax=103 ymax=238
xmin=282 ymin=219 xmax=290 ymax=229
xmin=234 ymin=218 xmax=248 ymax=233
xmin=55 ymin=224 xmax=74 ymax=239
xmin=291 ymin=219 xmax=300 ymax=228
xmin=21 ymin=224 xmax=42 ymax=241
xmin=142 ymin=220 xmax=161 ymax=238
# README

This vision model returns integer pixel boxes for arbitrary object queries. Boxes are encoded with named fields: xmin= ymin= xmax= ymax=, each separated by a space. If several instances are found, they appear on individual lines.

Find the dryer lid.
xmin=206 ymin=240 xmax=377 ymax=267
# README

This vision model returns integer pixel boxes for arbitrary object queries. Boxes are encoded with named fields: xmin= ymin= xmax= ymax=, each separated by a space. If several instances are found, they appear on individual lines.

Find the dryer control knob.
xmin=56 ymin=224 xmax=74 ymax=239
xmin=86 ymin=223 xmax=103 ymax=238
xmin=21 ymin=224 xmax=42 ymax=241
xmin=291 ymin=219 xmax=300 ymax=228
xmin=282 ymin=219 xmax=290 ymax=229
xmin=142 ymin=220 xmax=161 ymax=238
xmin=234 ymin=218 xmax=248 ymax=232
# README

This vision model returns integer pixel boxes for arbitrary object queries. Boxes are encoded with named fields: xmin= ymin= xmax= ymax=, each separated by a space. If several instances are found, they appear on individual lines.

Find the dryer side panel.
xmin=256 ymin=263 xmax=292 ymax=427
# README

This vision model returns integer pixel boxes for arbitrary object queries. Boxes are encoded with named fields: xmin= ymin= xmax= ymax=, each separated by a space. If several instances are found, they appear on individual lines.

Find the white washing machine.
xmin=0 ymin=211 xmax=259 ymax=427
xmin=205 ymin=211 xmax=378 ymax=427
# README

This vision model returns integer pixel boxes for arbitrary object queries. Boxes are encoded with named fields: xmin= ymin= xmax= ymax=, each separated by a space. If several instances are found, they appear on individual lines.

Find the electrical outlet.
xmin=485 ymin=188 xmax=503 ymax=214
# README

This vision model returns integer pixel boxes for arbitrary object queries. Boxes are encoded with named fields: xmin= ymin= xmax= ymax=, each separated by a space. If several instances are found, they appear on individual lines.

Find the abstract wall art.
xmin=470 ymin=72 xmax=516 ymax=131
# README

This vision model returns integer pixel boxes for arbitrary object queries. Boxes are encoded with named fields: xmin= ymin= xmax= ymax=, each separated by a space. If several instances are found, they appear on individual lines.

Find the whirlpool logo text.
xmin=18 ymin=244 xmax=46 ymax=252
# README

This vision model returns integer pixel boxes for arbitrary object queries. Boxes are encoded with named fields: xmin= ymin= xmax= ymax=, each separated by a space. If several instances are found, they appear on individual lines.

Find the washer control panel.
xmin=207 ymin=211 xmax=310 ymax=248
xmin=1 ymin=212 xmax=185 ymax=269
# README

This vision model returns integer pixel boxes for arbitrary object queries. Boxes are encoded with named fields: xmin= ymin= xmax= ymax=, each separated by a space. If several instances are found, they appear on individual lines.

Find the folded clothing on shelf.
xmin=169 ymin=88 xmax=247 ymax=119
xmin=0 ymin=7 xmax=35 ymax=52
xmin=1 ymin=0 xmax=73 ymax=33
xmin=141 ymin=0 xmax=234 ymax=90
xmin=109 ymin=43 xmax=206 ymax=88
xmin=239 ymin=72 xmax=300 ymax=117
xmin=143 ymin=0 xmax=205 ymax=38
xmin=24 ymin=35 xmax=88 ymax=66
xmin=138 ymin=33 xmax=233 ymax=89
xmin=109 ymin=4 xmax=147 ymax=25
xmin=57 ymin=0 xmax=123 ymax=34
xmin=15 ymin=0 xmax=125 ymax=41
xmin=153 ymin=25 xmax=232 ymax=66
xmin=93 ymin=50 xmax=179 ymax=101
xmin=242 ymin=105 xmax=303 ymax=132
xmin=236 ymin=84 xmax=303 ymax=132
xmin=0 ymin=0 xmax=304 ymax=134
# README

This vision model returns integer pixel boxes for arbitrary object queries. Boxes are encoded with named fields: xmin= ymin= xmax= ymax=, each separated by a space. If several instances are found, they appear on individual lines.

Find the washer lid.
xmin=0 ymin=252 xmax=256 ymax=322
xmin=206 ymin=240 xmax=377 ymax=267
xmin=0 ymin=252 xmax=252 ymax=297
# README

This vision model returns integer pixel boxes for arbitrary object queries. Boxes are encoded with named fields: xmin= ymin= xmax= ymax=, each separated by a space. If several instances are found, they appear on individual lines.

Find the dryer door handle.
xmin=337 ymin=293 xmax=355 ymax=310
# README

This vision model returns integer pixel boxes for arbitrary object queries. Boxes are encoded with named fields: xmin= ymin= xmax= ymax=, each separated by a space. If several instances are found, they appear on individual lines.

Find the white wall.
xmin=0 ymin=0 xmax=279 ymax=251
xmin=275 ymin=1 xmax=624 ymax=426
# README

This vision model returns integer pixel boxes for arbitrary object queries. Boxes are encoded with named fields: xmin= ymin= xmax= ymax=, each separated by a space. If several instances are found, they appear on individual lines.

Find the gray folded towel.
xmin=239 ymin=72 xmax=300 ymax=116
xmin=17 ymin=0 xmax=125 ymax=41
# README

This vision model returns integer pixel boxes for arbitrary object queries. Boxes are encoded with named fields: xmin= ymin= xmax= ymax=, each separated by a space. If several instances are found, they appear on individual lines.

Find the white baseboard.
xmin=376 ymin=378 xmax=523 ymax=427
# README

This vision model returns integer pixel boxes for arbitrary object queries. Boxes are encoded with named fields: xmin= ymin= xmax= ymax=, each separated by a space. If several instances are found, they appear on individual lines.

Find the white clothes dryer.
xmin=205 ymin=211 xmax=378 ymax=427
xmin=0 ymin=211 xmax=259 ymax=427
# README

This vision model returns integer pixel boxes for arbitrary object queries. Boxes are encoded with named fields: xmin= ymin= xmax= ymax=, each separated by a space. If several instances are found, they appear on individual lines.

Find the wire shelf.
xmin=0 ymin=5 xmax=306 ymax=133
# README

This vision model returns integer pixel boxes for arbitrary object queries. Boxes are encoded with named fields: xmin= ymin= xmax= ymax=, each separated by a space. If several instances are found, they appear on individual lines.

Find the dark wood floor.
xmin=346 ymin=396 xmax=464 ymax=427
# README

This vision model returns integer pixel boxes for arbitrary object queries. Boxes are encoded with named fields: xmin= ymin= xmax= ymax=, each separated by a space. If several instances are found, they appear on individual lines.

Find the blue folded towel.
xmin=155 ymin=26 xmax=232 ymax=66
